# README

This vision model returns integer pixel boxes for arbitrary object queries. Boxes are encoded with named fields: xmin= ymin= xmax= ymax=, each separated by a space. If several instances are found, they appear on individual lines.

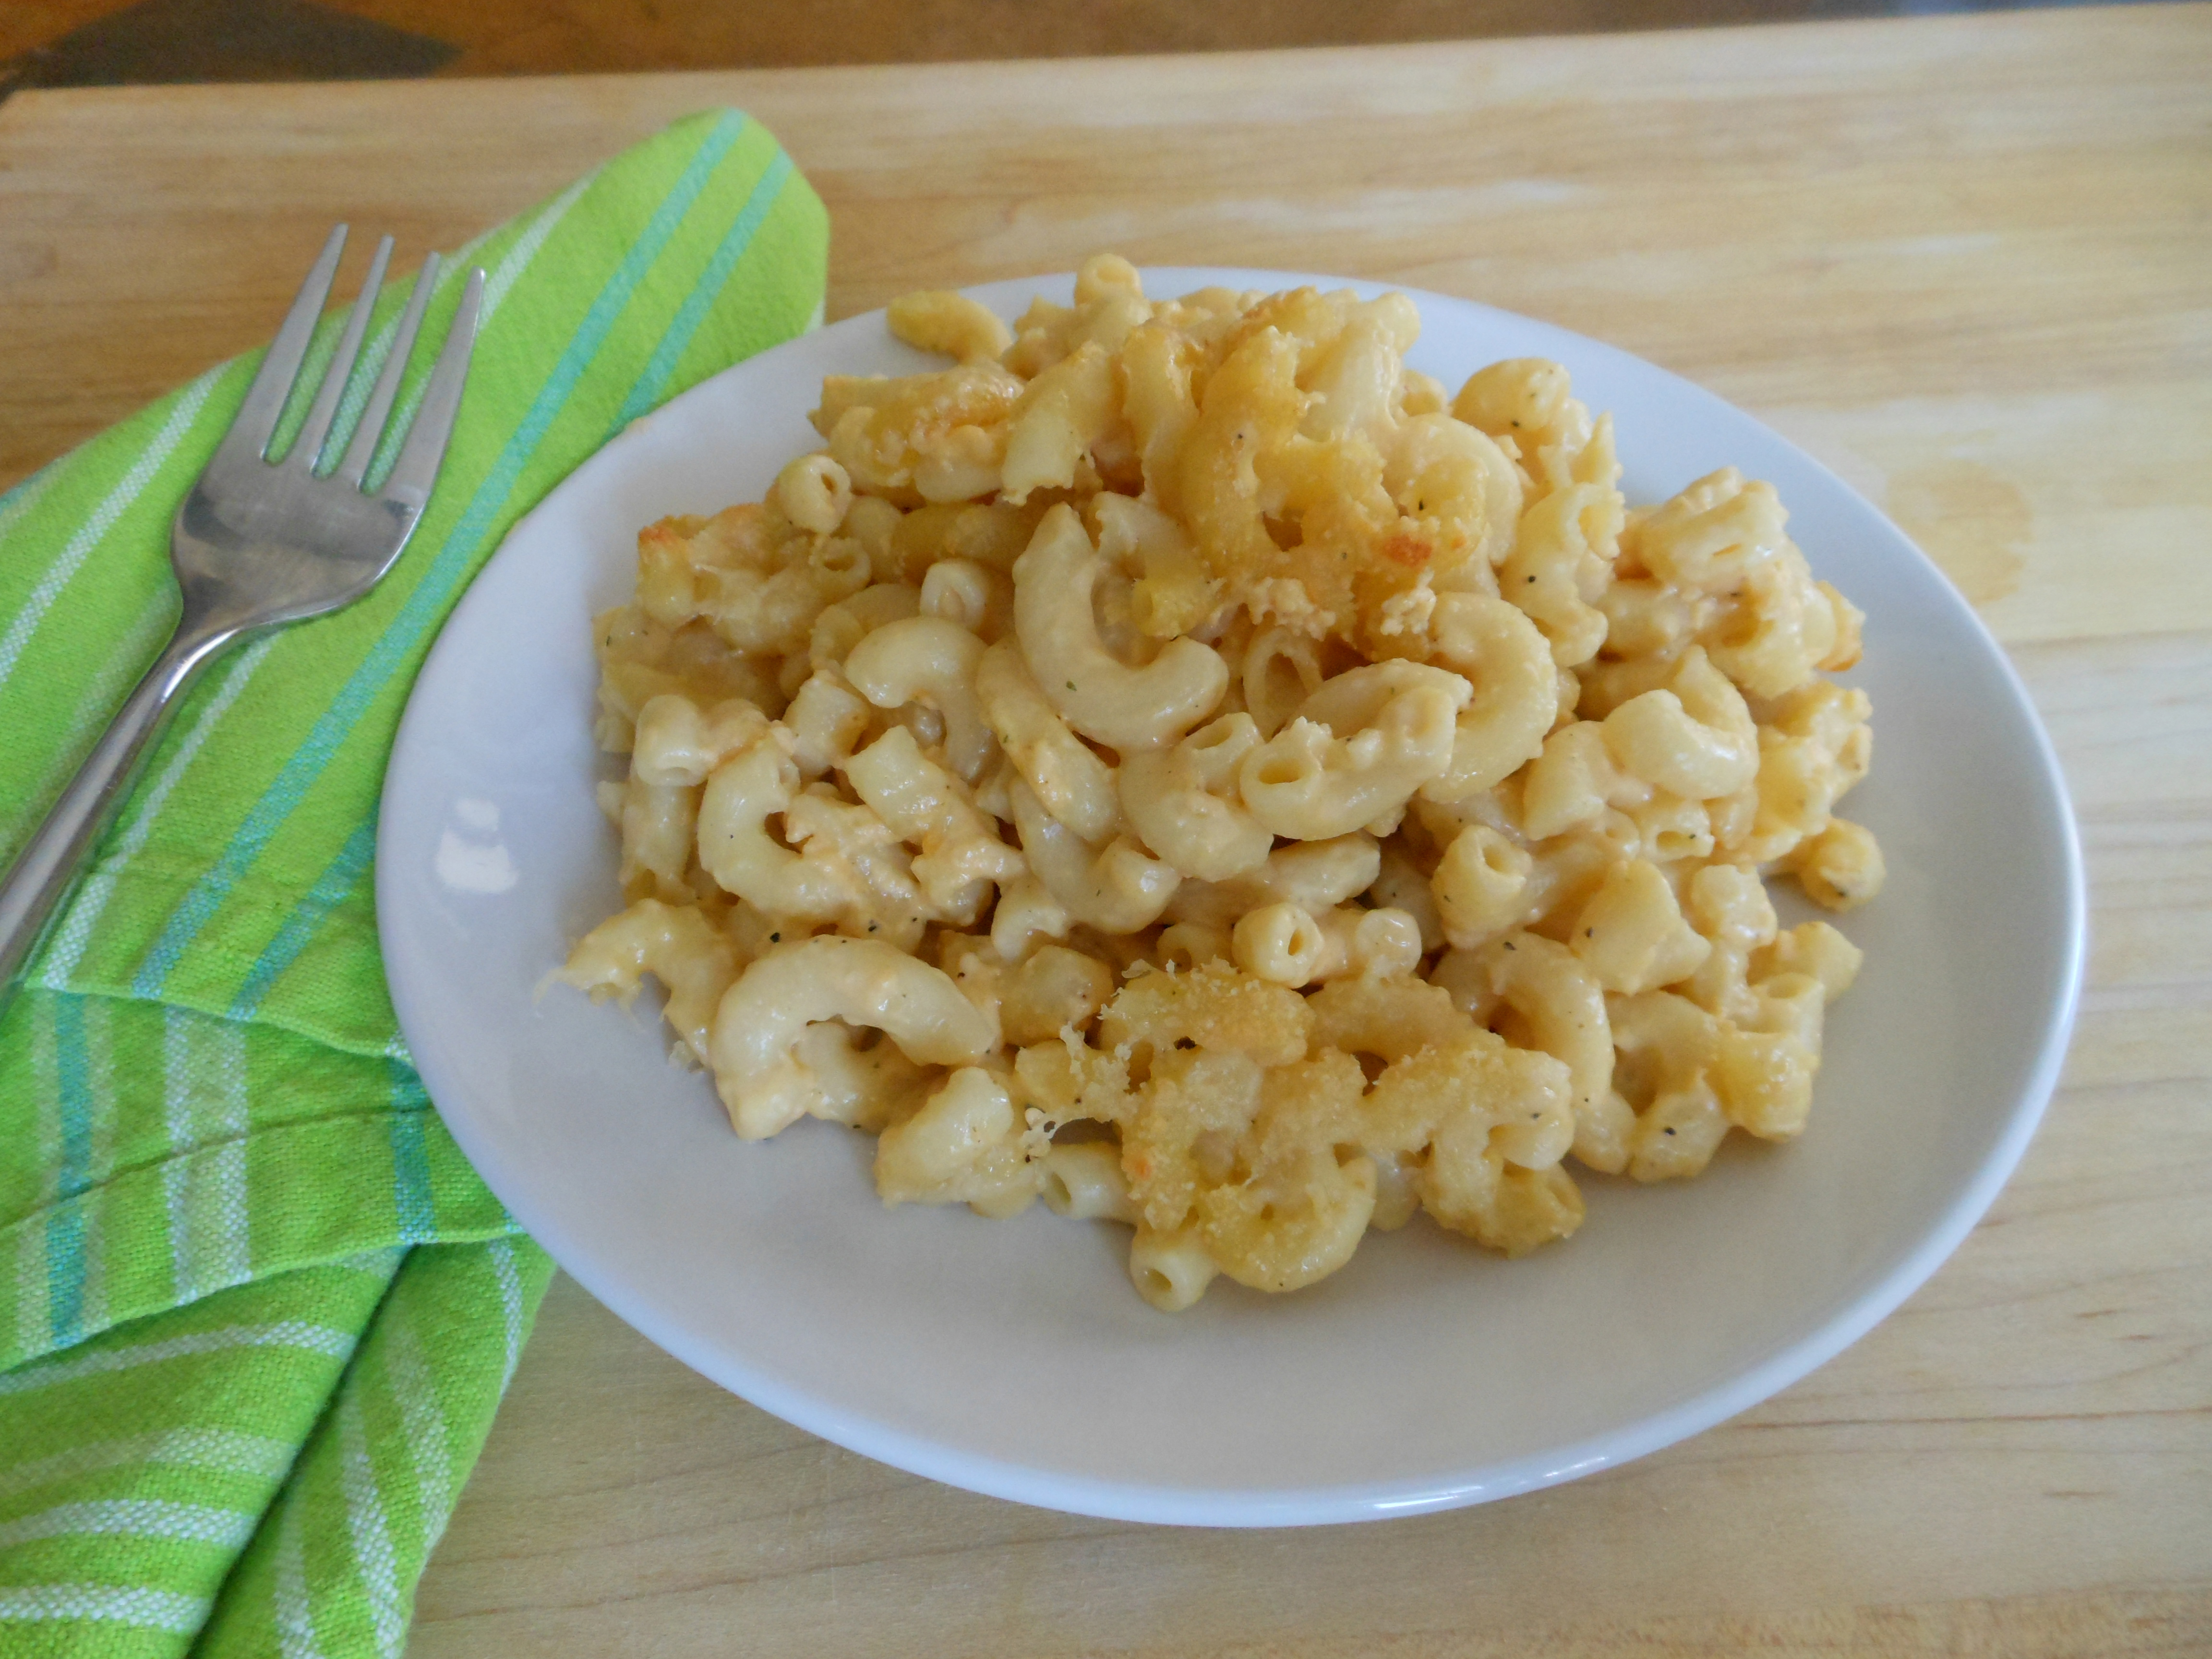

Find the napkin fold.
xmin=0 ymin=110 xmax=828 ymax=1654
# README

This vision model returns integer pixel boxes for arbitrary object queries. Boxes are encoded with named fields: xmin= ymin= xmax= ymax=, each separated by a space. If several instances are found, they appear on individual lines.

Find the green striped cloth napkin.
xmin=0 ymin=109 xmax=828 ymax=1654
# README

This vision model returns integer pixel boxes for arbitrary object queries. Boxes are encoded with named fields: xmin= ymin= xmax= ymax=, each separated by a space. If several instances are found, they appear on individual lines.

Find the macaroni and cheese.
xmin=559 ymin=258 xmax=1879 ymax=1311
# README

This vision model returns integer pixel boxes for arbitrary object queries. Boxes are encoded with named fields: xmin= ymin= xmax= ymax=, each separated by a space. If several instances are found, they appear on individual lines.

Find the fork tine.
xmin=287 ymin=233 xmax=392 ymax=473
xmin=219 ymin=224 xmax=349 ymax=464
xmin=379 ymin=267 xmax=484 ymax=511
xmin=335 ymin=252 xmax=441 ymax=490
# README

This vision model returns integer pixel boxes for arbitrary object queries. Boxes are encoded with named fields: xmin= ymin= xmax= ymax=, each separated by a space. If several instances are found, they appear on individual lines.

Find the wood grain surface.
xmin=1 ymin=7 xmax=2207 ymax=1654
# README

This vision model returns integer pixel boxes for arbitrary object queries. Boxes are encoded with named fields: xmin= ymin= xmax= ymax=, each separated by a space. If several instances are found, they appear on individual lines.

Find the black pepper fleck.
xmin=1664 ymin=1127 xmax=1677 ymax=1135
xmin=769 ymin=932 xmax=781 ymax=942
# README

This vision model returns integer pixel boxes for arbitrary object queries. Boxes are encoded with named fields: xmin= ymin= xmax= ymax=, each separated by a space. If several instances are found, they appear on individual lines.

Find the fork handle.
xmin=0 ymin=619 xmax=243 ymax=1015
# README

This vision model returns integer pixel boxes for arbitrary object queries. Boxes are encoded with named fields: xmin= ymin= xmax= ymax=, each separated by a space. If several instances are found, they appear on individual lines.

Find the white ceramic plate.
xmin=377 ymin=270 xmax=2083 ymax=1527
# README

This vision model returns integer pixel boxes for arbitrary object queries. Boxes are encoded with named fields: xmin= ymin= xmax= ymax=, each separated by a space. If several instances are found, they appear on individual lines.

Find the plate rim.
xmin=377 ymin=266 xmax=2086 ymax=1527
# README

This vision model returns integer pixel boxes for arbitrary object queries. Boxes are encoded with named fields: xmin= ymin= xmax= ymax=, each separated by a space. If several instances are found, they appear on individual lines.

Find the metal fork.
xmin=0 ymin=226 xmax=483 ymax=1008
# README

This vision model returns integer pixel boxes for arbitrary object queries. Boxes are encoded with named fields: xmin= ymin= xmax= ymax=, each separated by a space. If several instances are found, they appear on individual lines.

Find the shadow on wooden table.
xmin=0 ymin=0 xmax=2176 ymax=94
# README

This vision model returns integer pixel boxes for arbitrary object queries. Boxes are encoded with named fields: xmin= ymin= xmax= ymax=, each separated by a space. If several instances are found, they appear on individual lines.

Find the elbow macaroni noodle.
xmin=559 ymin=258 xmax=1881 ymax=1311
